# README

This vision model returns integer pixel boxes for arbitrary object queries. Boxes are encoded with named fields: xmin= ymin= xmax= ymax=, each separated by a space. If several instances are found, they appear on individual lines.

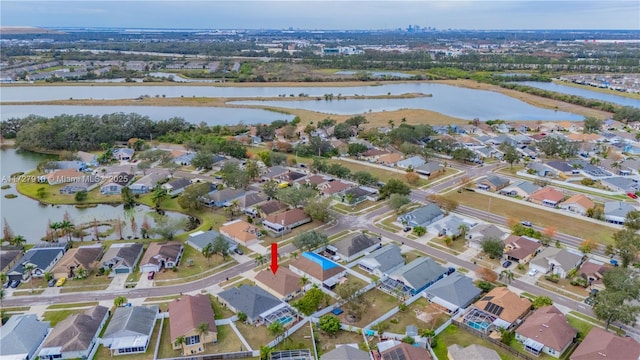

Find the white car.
xmin=528 ymin=268 xmax=539 ymax=276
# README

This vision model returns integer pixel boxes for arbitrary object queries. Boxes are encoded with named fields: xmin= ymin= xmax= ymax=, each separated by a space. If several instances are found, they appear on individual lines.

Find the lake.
xmin=0 ymin=83 xmax=584 ymax=121
xmin=0 ymin=148 xmax=188 ymax=243
xmin=0 ymin=105 xmax=294 ymax=124
xmin=516 ymin=81 xmax=640 ymax=108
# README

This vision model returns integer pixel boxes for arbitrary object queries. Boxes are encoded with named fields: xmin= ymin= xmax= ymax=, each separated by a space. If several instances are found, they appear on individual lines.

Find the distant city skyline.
xmin=1 ymin=1 xmax=639 ymax=31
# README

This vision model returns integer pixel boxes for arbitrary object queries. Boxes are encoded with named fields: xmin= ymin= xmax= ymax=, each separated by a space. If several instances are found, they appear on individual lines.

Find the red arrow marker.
xmin=270 ymin=243 xmax=279 ymax=275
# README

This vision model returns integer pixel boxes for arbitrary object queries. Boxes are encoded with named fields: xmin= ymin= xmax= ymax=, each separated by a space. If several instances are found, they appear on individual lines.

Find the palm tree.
xmin=388 ymin=119 xmax=395 ymax=129
xmin=174 ymin=336 xmax=186 ymax=352
xmin=267 ymin=321 xmax=285 ymax=346
xmin=259 ymin=345 xmax=272 ymax=360
xmin=49 ymin=222 xmax=62 ymax=242
xmin=255 ymin=254 xmax=267 ymax=266
xmin=11 ymin=235 xmax=26 ymax=248
xmin=202 ymin=243 xmax=214 ymax=267
xmin=419 ymin=328 xmax=436 ymax=347
xmin=458 ymin=224 xmax=469 ymax=240
xmin=499 ymin=270 xmax=515 ymax=284
xmin=114 ymin=296 xmax=127 ymax=307
xmin=151 ymin=187 xmax=168 ymax=209
xmin=300 ymin=275 xmax=309 ymax=291
xmin=59 ymin=220 xmax=74 ymax=242
xmin=24 ymin=263 xmax=36 ymax=292
xmin=196 ymin=322 xmax=210 ymax=349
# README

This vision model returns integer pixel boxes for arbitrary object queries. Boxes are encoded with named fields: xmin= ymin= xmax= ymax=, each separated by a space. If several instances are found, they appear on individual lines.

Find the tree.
xmin=114 ymin=295 xmax=127 ymax=307
xmin=481 ymin=238 xmax=504 ymax=259
xmin=532 ymin=295 xmax=553 ymax=309
xmin=121 ymin=186 xmax=136 ymax=209
xmin=24 ymin=264 xmax=36 ymax=292
xmin=74 ymin=190 xmax=88 ymax=202
xmin=352 ymin=171 xmax=378 ymax=186
xmin=379 ymin=179 xmax=411 ymax=199
xmin=335 ymin=279 xmax=371 ymax=321
xmin=412 ymin=226 xmax=427 ymax=236
xmin=499 ymin=329 xmax=515 ymax=345
xmin=499 ymin=142 xmax=520 ymax=168
xmin=458 ymin=223 xmax=469 ymax=240
xmin=579 ymin=239 xmax=599 ymax=254
xmin=499 ymin=270 xmax=514 ymax=284
xmin=593 ymin=267 xmax=640 ymax=330
xmin=292 ymin=287 xmax=327 ymax=316
xmin=262 ymin=180 xmax=280 ymax=199
xmin=245 ymin=159 xmax=260 ymax=181
xmin=177 ymin=182 xmax=210 ymax=210
xmin=197 ymin=322 xmax=210 ymax=349
xmin=192 ymin=151 xmax=215 ymax=170
xmin=475 ymin=267 xmax=497 ymax=282
xmin=151 ymin=187 xmax=168 ymax=209
xmin=612 ymin=228 xmax=639 ymax=268
xmin=212 ymin=235 xmax=230 ymax=258
xmin=583 ymin=116 xmax=603 ymax=134
xmin=405 ymin=172 xmax=419 ymax=185
xmin=221 ymin=162 xmax=249 ymax=189
xmin=137 ymin=160 xmax=152 ymax=175
xmin=36 ymin=187 xmax=47 ymax=199
xmin=202 ymin=243 xmax=214 ymax=266
xmin=277 ymin=186 xmax=317 ymax=207
xmin=153 ymin=218 xmax=186 ymax=241
xmin=451 ymin=147 xmax=476 ymax=163
xmin=1 ymin=218 xmax=14 ymax=243
xmin=292 ymin=231 xmax=328 ymax=252
xmin=174 ymin=336 xmax=186 ymax=351
xmin=389 ymin=194 xmax=410 ymax=214
xmin=11 ymin=235 xmax=26 ymax=248
xmin=624 ymin=210 xmax=640 ymax=231
xmin=267 ymin=321 xmax=285 ymax=344
xmin=347 ymin=143 xmax=368 ymax=157
xmin=259 ymin=345 xmax=272 ymax=360
xmin=319 ymin=315 xmax=341 ymax=336
xmin=304 ymin=197 xmax=332 ymax=222
xmin=237 ymin=312 xmax=248 ymax=322
xmin=255 ymin=254 xmax=267 ymax=266
xmin=300 ymin=275 xmax=310 ymax=290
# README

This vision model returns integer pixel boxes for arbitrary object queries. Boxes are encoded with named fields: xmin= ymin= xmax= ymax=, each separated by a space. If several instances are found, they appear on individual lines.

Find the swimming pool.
xmin=278 ymin=316 xmax=293 ymax=325
xmin=302 ymin=252 xmax=338 ymax=270
xmin=467 ymin=320 xmax=491 ymax=331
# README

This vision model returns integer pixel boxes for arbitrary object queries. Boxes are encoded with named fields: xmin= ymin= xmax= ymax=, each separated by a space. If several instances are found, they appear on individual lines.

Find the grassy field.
xmin=432 ymin=324 xmax=513 ymax=360
xmin=337 ymin=289 xmax=400 ymax=328
xmin=385 ymin=298 xmax=448 ymax=334
xmin=445 ymin=191 xmax=615 ymax=242
xmin=42 ymin=309 xmax=83 ymax=326
xmin=235 ymin=321 xmax=273 ymax=349
xmin=47 ymin=301 xmax=99 ymax=309
xmin=430 ymin=235 xmax=467 ymax=253
xmin=157 ymin=320 xmax=242 ymax=358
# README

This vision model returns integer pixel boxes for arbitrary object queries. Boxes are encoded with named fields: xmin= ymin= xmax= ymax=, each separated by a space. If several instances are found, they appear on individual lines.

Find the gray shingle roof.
xmin=359 ymin=245 xmax=405 ymax=274
xmin=425 ymin=272 xmax=481 ymax=309
xmin=322 ymin=345 xmax=370 ymax=360
xmin=0 ymin=314 xmax=50 ymax=357
xmin=605 ymin=201 xmax=637 ymax=217
xmin=398 ymin=204 xmax=443 ymax=227
xmin=391 ymin=257 xmax=446 ymax=291
xmin=9 ymin=247 xmax=65 ymax=275
xmin=41 ymin=305 xmax=109 ymax=353
xmin=187 ymin=230 xmax=237 ymax=251
xmin=103 ymin=305 xmax=158 ymax=339
xmin=218 ymin=284 xmax=283 ymax=320
xmin=484 ymin=175 xmax=509 ymax=188
xmin=333 ymin=233 xmax=377 ymax=257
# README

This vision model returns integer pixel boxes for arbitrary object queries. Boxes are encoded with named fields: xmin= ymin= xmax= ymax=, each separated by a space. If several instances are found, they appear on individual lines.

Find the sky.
xmin=1 ymin=1 xmax=639 ymax=30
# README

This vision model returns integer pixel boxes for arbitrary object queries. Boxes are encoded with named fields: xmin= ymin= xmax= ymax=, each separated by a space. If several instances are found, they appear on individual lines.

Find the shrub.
xmin=237 ymin=312 xmax=247 ymax=322
xmin=401 ymin=335 xmax=415 ymax=344
xmin=570 ymin=277 xmax=588 ymax=288
xmin=398 ymin=303 xmax=407 ymax=312
xmin=412 ymin=226 xmax=426 ymax=236
xmin=545 ymin=274 xmax=560 ymax=283
xmin=477 ymin=280 xmax=495 ymax=292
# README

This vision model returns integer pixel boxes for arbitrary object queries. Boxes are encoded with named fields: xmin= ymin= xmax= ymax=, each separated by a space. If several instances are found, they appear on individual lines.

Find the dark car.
xmin=403 ymin=227 xmax=412 ymax=232
xmin=521 ymin=221 xmax=533 ymax=227
xmin=147 ymin=271 xmax=155 ymax=280
xmin=10 ymin=280 xmax=20 ymax=288
xmin=585 ymin=289 xmax=599 ymax=306
xmin=48 ymin=279 xmax=57 ymax=287
xmin=502 ymin=260 xmax=513 ymax=268
xmin=2 ymin=281 xmax=10 ymax=289
xmin=234 ymin=247 xmax=244 ymax=255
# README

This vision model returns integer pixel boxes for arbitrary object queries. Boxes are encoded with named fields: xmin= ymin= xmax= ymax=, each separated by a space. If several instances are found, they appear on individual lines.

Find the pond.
xmin=515 ymin=81 xmax=640 ymax=108
xmin=1 ymin=148 xmax=189 ymax=243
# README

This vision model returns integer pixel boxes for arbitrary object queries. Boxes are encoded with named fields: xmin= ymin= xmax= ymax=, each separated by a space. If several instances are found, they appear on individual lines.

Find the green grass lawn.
xmin=47 ymin=301 xmax=99 ymax=309
xmin=430 ymin=236 xmax=467 ymax=253
xmin=337 ymin=289 xmax=400 ymax=328
xmin=385 ymin=298 xmax=448 ymax=334
xmin=432 ymin=324 xmax=513 ymax=360
xmin=235 ymin=321 xmax=273 ymax=349
xmin=42 ymin=309 xmax=83 ymax=327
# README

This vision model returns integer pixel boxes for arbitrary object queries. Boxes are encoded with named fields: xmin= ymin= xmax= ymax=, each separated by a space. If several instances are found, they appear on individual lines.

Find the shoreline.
xmin=551 ymin=79 xmax=640 ymax=100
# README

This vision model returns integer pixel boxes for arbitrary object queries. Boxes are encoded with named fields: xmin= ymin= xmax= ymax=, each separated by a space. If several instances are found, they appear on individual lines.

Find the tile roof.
xmin=168 ymin=294 xmax=216 ymax=343
xmin=254 ymin=268 xmax=302 ymax=298
xmin=516 ymin=306 xmax=577 ymax=353
xmin=219 ymin=220 xmax=260 ymax=244
xmin=473 ymin=287 xmax=531 ymax=323
xmin=264 ymin=208 xmax=311 ymax=227
xmin=290 ymin=253 xmax=346 ymax=281
xmin=561 ymin=194 xmax=595 ymax=210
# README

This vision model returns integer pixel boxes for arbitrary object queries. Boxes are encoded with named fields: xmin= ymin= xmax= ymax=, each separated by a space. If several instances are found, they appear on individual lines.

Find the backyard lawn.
xmin=235 ymin=321 xmax=274 ymax=349
xmin=42 ymin=309 xmax=82 ymax=327
xmin=432 ymin=324 xmax=513 ymax=360
xmin=385 ymin=298 xmax=449 ymax=334
xmin=95 ymin=321 xmax=161 ymax=360
xmin=338 ymin=289 xmax=400 ymax=328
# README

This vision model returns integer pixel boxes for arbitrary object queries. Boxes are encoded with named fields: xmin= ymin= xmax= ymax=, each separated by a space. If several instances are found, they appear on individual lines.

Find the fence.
xmin=158 ymin=351 xmax=253 ymax=360
xmin=453 ymin=319 xmax=535 ymax=360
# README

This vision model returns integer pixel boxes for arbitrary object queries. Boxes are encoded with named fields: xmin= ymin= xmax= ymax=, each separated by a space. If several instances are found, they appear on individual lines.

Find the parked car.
xmin=628 ymin=192 xmax=638 ymax=199
xmin=502 ymin=260 xmax=513 ymax=268
xmin=48 ymin=279 xmax=57 ymax=287
xmin=147 ymin=271 xmax=155 ymax=280
xmin=585 ymin=289 xmax=599 ymax=306
xmin=234 ymin=247 xmax=244 ymax=255
xmin=403 ymin=227 xmax=412 ymax=232
xmin=2 ymin=281 xmax=10 ymax=289
xmin=528 ymin=268 xmax=539 ymax=276
xmin=521 ymin=221 xmax=533 ymax=227
xmin=55 ymin=277 xmax=66 ymax=287
xmin=10 ymin=280 xmax=20 ymax=288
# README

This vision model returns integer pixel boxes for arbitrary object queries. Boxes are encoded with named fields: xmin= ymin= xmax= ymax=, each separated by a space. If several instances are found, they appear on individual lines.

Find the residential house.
xmin=294 ymin=174 xmax=330 ymax=188
xmin=604 ymin=201 xmax=638 ymax=224
xmin=7 ymin=246 xmax=66 ymax=282
xmin=579 ymin=259 xmax=611 ymax=290
xmin=601 ymin=177 xmax=638 ymax=193
xmin=380 ymin=342 xmax=432 ymax=360
xmin=51 ymin=245 xmax=103 ymax=280
xmin=289 ymin=252 xmax=347 ymax=289
xmin=318 ymin=180 xmax=352 ymax=197
xmin=59 ymin=175 xmax=100 ymax=195
xmin=101 ymin=305 xmax=159 ymax=356
xmin=218 ymin=284 xmax=291 ymax=325
xmin=477 ymin=175 xmax=510 ymax=192
xmin=0 ymin=314 xmax=50 ymax=360
xmin=168 ymin=294 xmax=217 ymax=356
xmin=254 ymin=268 xmax=303 ymax=301
xmin=545 ymin=161 xmax=577 ymax=178
xmin=396 ymin=156 xmax=426 ymax=170
xmin=162 ymin=178 xmax=191 ymax=197
xmin=100 ymin=172 xmax=133 ymax=195
xmin=257 ymin=200 xmax=290 ymax=218
xmin=415 ymin=162 xmax=443 ymax=177
xmin=173 ymin=152 xmax=196 ymax=166
xmin=200 ymin=188 xmax=246 ymax=208
xmin=568 ymin=159 xmax=611 ymax=178
xmin=326 ymin=233 xmax=379 ymax=262
xmin=261 ymin=166 xmax=290 ymax=181
xmin=571 ymin=327 xmax=640 ymax=360
xmin=447 ymin=344 xmax=500 ymax=360
xmin=129 ymin=172 xmax=168 ymax=194
xmin=361 ymin=148 xmax=390 ymax=162
xmin=397 ymin=204 xmax=444 ymax=228
xmin=0 ymin=249 xmax=23 ymax=273
xmin=377 ymin=153 xmax=403 ymax=166
xmin=527 ymin=162 xmax=556 ymax=177
xmin=219 ymin=219 xmax=261 ymax=246
xmin=139 ymin=241 xmax=183 ymax=273
xmin=38 ymin=305 xmax=109 ymax=360
xmin=341 ymin=186 xmax=376 ymax=205
xmin=76 ymin=151 xmax=99 ymax=167
xmin=529 ymin=187 xmax=565 ymax=207
xmin=466 ymin=224 xmax=507 ymax=251
xmin=515 ymin=306 xmax=577 ymax=358
xmin=186 ymin=230 xmax=237 ymax=253
xmin=433 ymin=215 xmax=475 ymax=238
xmin=504 ymin=235 xmax=541 ymax=264
xmin=101 ymin=243 xmax=144 ymax=276
xmin=237 ymin=192 xmax=268 ymax=216
xmin=43 ymin=169 xmax=85 ymax=185
xmin=113 ymin=148 xmax=135 ymax=161
xmin=499 ymin=181 xmax=541 ymax=198
xmin=357 ymin=244 xmax=405 ymax=279
xmin=276 ymin=171 xmax=307 ymax=185
xmin=262 ymin=208 xmax=312 ymax=236
xmin=529 ymin=247 xmax=583 ymax=278
xmin=424 ymin=272 xmax=482 ymax=314
xmin=463 ymin=287 xmax=531 ymax=332
xmin=46 ymin=160 xmax=86 ymax=173
xmin=559 ymin=194 xmax=595 ymax=216
xmin=386 ymin=257 xmax=448 ymax=296
xmin=322 ymin=344 xmax=370 ymax=360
